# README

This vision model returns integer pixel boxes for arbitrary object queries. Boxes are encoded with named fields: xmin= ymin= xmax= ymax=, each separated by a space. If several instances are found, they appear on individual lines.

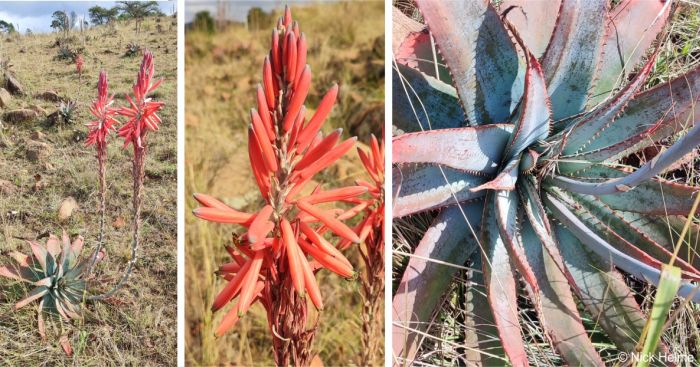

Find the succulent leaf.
xmin=393 ymin=125 xmax=514 ymax=174
xmin=573 ymin=66 xmax=700 ymax=159
xmin=392 ymin=64 xmax=464 ymax=133
xmin=499 ymin=0 xmax=561 ymax=58
xmin=393 ymin=202 xmax=483 ymax=362
xmin=414 ymin=0 xmax=487 ymax=124
xmin=392 ymin=165 xmax=486 ymax=218
xmin=563 ymin=50 xmax=658 ymax=155
xmin=589 ymin=0 xmax=672 ymax=106
xmin=480 ymin=194 xmax=528 ymax=366
xmin=544 ymin=193 xmax=700 ymax=302
xmin=520 ymin=221 xmax=603 ymax=366
xmin=392 ymin=1 xmax=699 ymax=363
xmin=541 ymin=0 xmax=608 ymax=120
xmin=554 ymin=224 xmax=650 ymax=353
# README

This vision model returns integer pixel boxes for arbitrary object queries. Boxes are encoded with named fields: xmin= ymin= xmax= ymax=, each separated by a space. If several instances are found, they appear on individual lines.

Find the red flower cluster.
xmin=75 ymin=54 xmax=84 ymax=75
xmin=86 ymin=70 xmax=118 ymax=149
xmin=350 ymin=134 xmax=384 ymax=249
xmin=193 ymin=6 xmax=366 ymax=338
xmin=117 ymin=50 xmax=164 ymax=149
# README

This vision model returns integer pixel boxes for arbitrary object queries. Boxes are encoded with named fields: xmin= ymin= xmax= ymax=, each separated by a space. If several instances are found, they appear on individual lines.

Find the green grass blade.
xmin=636 ymin=265 xmax=681 ymax=367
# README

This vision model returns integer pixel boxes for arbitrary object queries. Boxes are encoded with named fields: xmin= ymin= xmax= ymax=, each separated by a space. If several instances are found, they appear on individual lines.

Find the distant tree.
xmin=117 ymin=1 xmax=162 ymax=33
xmin=51 ymin=11 xmax=70 ymax=33
xmin=89 ymin=5 xmax=119 ymax=25
xmin=192 ymin=11 xmax=214 ymax=34
xmin=0 ymin=20 xmax=15 ymax=34
xmin=247 ymin=7 xmax=271 ymax=32
xmin=25 ymin=28 xmax=32 ymax=36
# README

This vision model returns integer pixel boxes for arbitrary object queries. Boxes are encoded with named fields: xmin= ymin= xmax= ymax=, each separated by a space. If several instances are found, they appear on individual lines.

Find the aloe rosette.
xmin=393 ymin=1 xmax=700 ymax=365
xmin=0 ymin=232 xmax=98 ymax=338
xmin=192 ymin=6 xmax=363 ymax=365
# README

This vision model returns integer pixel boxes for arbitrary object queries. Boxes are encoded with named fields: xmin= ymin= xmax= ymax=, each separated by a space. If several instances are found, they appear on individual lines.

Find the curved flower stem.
xmin=87 ymin=148 xmax=107 ymax=276
xmin=359 ymin=226 xmax=385 ymax=367
xmin=89 ymin=145 xmax=145 ymax=301
xmin=271 ymin=283 xmax=318 ymax=366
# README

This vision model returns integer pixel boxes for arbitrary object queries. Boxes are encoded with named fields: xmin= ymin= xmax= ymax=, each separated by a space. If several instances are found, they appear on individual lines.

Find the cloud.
xmin=0 ymin=1 xmax=176 ymax=33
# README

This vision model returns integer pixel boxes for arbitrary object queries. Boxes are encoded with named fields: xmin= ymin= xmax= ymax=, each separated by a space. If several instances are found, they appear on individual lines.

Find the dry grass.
xmin=0 ymin=16 xmax=177 ymax=366
xmin=184 ymin=2 xmax=384 ymax=366
xmin=392 ymin=1 xmax=700 ymax=366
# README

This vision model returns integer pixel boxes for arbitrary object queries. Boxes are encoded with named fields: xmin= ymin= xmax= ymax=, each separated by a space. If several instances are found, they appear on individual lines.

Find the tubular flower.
xmin=86 ymin=70 xmax=119 ymax=148
xmin=117 ymin=49 xmax=164 ymax=149
xmin=192 ymin=6 xmax=362 ymax=364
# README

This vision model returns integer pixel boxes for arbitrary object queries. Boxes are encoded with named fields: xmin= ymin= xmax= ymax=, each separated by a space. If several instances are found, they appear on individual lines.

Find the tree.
xmin=0 ymin=20 xmax=15 ymax=34
xmin=117 ymin=1 xmax=162 ymax=33
xmin=89 ymin=5 xmax=119 ymax=25
xmin=247 ymin=7 xmax=272 ymax=32
xmin=192 ymin=11 xmax=214 ymax=34
xmin=51 ymin=11 xmax=70 ymax=33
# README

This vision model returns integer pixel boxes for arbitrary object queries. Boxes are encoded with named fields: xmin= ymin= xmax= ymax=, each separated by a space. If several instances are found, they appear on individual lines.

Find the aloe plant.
xmin=0 ymin=231 xmax=98 ymax=339
xmin=393 ymin=1 xmax=700 ymax=365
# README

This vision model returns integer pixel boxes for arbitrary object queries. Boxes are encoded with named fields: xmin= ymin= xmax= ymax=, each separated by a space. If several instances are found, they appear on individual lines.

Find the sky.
xmin=0 ymin=1 xmax=177 ymax=33
xmin=184 ymin=0 xmax=317 ymax=24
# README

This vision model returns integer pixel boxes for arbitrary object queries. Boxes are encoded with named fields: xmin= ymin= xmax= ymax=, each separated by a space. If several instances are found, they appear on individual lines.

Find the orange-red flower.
xmin=75 ymin=54 xmax=84 ymax=75
xmin=86 ymin=70 xmax=119 ymax=149
xmin=117 ymin=50 xmax=164 ymax=149
xmin=192 ymin=6 xmax=365 ymax=343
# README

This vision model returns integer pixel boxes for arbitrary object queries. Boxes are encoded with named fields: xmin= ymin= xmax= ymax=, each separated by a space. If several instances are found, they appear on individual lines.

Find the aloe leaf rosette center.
xmin=393 ymin=0 xmax=700 ymax=365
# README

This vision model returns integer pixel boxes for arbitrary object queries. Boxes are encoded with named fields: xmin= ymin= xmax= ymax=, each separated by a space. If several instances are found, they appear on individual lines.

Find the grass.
xmin=0 ymin=16 xmax=177 ymax=365
xmin=184 ymin=2 xmax=384 ymax=366
xmin=392 ymin=1 xmax=700 ymax=366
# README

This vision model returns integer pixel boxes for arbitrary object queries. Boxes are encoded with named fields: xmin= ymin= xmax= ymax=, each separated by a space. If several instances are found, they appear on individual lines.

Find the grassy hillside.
xmin=0 ymin=16 xmax=177 ymax=366
xmin=185 ymin=2 xmax=384 ymax=366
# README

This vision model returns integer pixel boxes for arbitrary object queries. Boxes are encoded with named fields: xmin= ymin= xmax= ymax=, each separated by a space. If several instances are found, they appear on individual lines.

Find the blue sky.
xmin=0 ymin=1 xmax=177 ymax=33
xmin=184 ymin=0 xmax=317 ymax=24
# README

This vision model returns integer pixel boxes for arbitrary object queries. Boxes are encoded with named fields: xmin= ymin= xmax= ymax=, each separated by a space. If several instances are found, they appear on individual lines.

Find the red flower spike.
xmin=117 ymin=50 xmax=164 ymax=149
xmin=86 ymin=70 xmax=119 ymax=149
xmin=193 ymin=8 xmax=367 ymax=353
xmin=295 ymin=84 xmax=339 ymax=153
xmin=75 ymin=54 xmax=84 ymax=75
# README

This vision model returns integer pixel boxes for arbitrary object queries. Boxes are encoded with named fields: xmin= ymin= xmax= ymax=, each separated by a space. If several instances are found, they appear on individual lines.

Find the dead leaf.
xmin=59 ymin=334 xmax=73 ymax=356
